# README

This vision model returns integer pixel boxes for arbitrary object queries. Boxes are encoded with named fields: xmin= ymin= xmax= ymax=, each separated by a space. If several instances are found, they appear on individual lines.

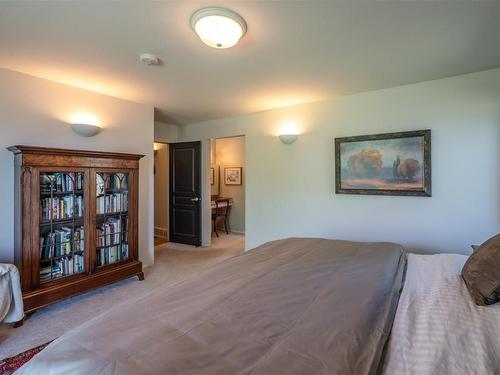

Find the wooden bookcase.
xmin=8 ymin=145 xmax=144 ymax=315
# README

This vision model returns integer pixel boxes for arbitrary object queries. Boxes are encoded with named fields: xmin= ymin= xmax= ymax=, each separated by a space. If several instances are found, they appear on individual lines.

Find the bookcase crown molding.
xmin=8 ymin=145 xmax=144 ymax=159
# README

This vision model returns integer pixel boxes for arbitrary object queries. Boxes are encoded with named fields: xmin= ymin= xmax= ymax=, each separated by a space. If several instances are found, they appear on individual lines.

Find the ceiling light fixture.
xmin=190 ymin=7 xmax=247 ymax=49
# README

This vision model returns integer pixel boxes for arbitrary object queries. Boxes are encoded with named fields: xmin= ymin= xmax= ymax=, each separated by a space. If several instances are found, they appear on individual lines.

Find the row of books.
xmin=98 ymin=244 xmax=128 ymax=266
xmin=41 ymin=195 xmax=84 ymax=221
xmin=40 ymin=254 xmax=85 ymax=282
xmin=96 ymin=218 xmax=127 ymax=247
xmin=96 ymin=192 xmax=128 ymax=214
xmin=40 ymin=227 xmax=84 ymax=260
xmin=96 ymin=173 xmax=128 ymax=192
xmin=40 ymin=173 xmax=83 ymax=193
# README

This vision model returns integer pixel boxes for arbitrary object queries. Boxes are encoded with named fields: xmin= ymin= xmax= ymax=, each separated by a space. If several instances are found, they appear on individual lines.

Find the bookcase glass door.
xmin=39 ymin=172 xmax=85 ymax=283
xmin=96 ymin=172 xmax=129 ymax=267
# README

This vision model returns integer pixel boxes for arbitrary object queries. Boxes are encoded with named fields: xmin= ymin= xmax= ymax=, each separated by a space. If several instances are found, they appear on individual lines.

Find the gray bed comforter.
xmin=17 ymin=238 xmax=407 ymax=375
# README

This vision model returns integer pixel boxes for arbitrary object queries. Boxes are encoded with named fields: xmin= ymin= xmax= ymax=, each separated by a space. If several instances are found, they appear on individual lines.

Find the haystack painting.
xmin=335 ymin=130 xmax=431 ymax=196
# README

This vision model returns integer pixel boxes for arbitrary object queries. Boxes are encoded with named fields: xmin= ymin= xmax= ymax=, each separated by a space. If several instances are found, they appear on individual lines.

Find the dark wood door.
xmin=169 ymin=142 xmax=201 ymax=246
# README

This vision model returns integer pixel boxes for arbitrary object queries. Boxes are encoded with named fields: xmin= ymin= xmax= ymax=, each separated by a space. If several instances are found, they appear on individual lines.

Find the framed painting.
xmin=224 ymin=167 xmax=242 ymax=185
xmin=210 ymin=167 xmax=215 ymax=185
xmin=335 ymin=130 xmax=431 ymax=196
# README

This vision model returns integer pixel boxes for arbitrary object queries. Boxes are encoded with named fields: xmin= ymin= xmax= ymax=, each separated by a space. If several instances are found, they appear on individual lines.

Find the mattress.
xmin=16 ymin=238 xmax=406 ymax=375
xmin=383 ymin=253 xmax=500 ymax=375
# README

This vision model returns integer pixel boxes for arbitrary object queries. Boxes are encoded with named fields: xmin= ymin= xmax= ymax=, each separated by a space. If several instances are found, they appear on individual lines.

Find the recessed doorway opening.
xmin=208 ymin=135 xmax=246 ymax=248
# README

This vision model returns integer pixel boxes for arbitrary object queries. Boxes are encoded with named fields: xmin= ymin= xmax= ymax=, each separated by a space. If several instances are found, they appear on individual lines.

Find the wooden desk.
xmin=210 ymin=197 xmax=234 ymax=209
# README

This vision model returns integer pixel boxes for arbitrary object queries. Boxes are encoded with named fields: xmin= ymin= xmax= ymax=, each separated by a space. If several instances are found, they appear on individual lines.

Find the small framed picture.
xmin=210 ymin=167 xmax=215 ymax=185
xmin=224 ymin=167 xmax=242 ymax=185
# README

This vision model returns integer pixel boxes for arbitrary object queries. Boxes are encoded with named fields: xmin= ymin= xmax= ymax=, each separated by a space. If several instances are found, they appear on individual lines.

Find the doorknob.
xmin=191 ymin=197 xmax=200 ymax=202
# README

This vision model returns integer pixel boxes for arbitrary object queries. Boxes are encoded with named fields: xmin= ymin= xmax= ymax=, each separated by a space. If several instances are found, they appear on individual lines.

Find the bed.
xmin=383 ymin=253 xmax=500 ymax=375
xmin=16 ymin=238 xmax=406 ymax=375
xmin=15 ymin=238 xmax=500 ymax=375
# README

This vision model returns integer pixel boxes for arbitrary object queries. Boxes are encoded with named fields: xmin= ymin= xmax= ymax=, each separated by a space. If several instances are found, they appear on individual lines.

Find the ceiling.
xmin=1 ymin=1 xmax=500 ymax=125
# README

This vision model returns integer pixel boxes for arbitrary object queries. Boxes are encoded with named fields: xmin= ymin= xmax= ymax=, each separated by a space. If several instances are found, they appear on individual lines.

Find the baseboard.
xmin=154 ymin=226 xmax=168 ymax=239
xmin=230 ymin=230 xmax=245 ymax=235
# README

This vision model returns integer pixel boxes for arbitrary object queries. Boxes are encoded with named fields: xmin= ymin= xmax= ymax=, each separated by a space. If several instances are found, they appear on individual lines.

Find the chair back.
xmin=214 ymin=198 xmax=230 ymax=218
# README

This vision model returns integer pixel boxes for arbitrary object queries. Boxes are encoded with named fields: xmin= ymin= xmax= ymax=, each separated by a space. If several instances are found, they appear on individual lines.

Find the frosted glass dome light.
xmin=190 ymin=7 xmax=247 ymax=49
xmin=70 ymin=113 xmax=101 ymax=137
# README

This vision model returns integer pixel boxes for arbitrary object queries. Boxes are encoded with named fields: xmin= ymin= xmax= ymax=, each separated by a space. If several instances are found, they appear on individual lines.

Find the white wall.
xmin=153 ymin=122 xmax=180 ymax=240
xmin=210 ymin=139 xmax=219 ymax=197
xmin=0 ymin=68 xmax=155 ymax=266
xmin=179 ymin=68 xmax=500 ymax=254
xmin=155 ymin=121 xmax=179 ymax=143
xmin=154 ymin=143 xmax=169 ymax=237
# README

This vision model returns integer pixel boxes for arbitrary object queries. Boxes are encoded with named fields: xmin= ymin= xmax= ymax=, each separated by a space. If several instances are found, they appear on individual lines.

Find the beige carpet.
xmin=0 ymin=234 xmax=244 ymax=359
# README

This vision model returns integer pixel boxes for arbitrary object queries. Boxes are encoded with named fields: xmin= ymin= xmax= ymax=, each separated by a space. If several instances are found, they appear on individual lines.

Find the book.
xmin=39 ymin=253 xmax=84 ymax=282
xmin=96 ymin=218 xmax=126 ymax=248
xmin=40 ymin=172 xmax=83 ymax=194
xmin=96 ymin=192 xmax=128 ymax=214
xmin=40 ymin=195 xmax=83 ymax=221
xmin=97 ymin=241 xmax=128 ymax=266
xmin=40 ymin=174 xmax=53 ymax=193
xmin=121 ymin=244 xmax=129 ymax=260
xmin=40 ymin=226 xmax=84 ymax=260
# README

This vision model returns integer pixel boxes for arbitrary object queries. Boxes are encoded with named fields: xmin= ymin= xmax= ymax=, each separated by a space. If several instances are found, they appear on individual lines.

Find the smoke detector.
xmin=139 ymin=53 xmax=160 ymax=66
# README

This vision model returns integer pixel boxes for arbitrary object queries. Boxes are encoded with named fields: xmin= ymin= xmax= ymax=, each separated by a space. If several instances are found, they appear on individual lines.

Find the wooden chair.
xmin=212 ymin=198 xmax=230 ymax=237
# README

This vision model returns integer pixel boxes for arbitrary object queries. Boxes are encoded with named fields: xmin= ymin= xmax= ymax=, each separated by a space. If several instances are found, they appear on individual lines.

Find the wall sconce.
xmin=277 ymin=121 xmax=300 ymax=144
xmin=71 ymin=123 xmax=101 ymax=137
xmin=70 ymin=113 xmax=101 ymax=137
xmin=278 ymin=134 xmax=298 ymax=144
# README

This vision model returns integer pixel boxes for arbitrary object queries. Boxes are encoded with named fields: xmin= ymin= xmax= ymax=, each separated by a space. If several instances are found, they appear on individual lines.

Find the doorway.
xmin=154 ymin=138 xmax=244 ymax=249
xmin=208 ymin=136 xmax=245 ymax=246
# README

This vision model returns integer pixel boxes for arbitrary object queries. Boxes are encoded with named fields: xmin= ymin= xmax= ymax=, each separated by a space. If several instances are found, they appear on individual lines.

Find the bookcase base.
xmin=22 ymin=260 xmax=143 ymax=314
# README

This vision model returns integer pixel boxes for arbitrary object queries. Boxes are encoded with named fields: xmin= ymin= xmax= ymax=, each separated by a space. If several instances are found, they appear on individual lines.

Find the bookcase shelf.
xmin=39 ymin=216 xmax=84 ymax=227
xmin=9 ymin=145 xmax=145 ymax=316
xmin=96 ymin=212 xmax=128 ymax=219
xmin=40 ymin=190 xmax=84 ymax=198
